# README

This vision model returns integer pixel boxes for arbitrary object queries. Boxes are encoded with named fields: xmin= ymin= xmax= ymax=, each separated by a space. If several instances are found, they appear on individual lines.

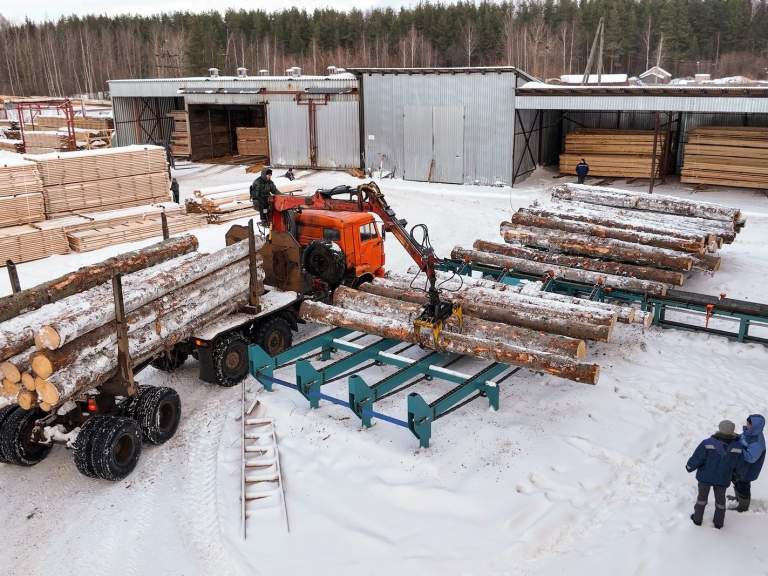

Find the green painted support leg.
xmin=348 ymin=374 xmax=375 ymax=427
xmin=296 ymin=359 xmax=323 ymax=408
xmin=407 ymin=393 xmax=432 ymax=448
xmin=248 ymin=344 xmax=276 ymax=391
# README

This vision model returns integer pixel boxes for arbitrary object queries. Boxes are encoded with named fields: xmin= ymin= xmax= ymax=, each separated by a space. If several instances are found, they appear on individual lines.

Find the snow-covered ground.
xmin=1 ymin=165 xmax=767 ymax=576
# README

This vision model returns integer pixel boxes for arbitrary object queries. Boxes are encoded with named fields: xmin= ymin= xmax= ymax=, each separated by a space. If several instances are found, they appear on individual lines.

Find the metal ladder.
xmin=241 ymin=385 xmax=289 ymax=538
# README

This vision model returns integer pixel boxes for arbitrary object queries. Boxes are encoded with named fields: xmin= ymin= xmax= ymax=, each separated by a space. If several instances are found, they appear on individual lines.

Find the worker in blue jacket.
xmin=731 ymin=414 xmax=766 ymax=512
xmin=575 ymin=158 xmax=589 ymax=184
xmin=686 ymin=420 xmax=743 ymax=528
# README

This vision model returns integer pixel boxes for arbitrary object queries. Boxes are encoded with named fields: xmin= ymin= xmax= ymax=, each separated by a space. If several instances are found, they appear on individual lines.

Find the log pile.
xmin=236 ymin=127 xmax=269 ymax=157
xmin=25 ymin=145 xmax=170 ymax=217
xmin=681 ymin=126 xmax=768 ymax=189
xmin=465 ymin=183 xmax=746 ymax=296
xmin=560 ymin=129 xmax=663 ymax=179
xmin=168 ymin=111 xmax=190 ymax=157
xmin=187 ymin=180 xmax=304 ymax=224
xmin=0 ymin=236 xmax=263 ymax=411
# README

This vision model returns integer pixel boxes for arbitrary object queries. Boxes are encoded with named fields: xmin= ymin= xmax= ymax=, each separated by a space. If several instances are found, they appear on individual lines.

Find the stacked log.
xmin=301 ymin=288 xmax=601 ymax=385
xmin=0 ymin=238 xmax=263 ymax=410
xmin=681 ymin=126 xmax=768 ymax=189
xmin=559 ymin=129 xmax=663 ymax=179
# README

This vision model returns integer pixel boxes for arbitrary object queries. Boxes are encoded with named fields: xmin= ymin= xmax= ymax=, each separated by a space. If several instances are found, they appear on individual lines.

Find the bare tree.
xmin=462 ymin=21 xmax=476 ymax=66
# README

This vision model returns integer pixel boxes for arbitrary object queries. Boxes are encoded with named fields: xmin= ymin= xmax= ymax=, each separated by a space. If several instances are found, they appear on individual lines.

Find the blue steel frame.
xmin=247 ymin=328 xmax=512 ymax=448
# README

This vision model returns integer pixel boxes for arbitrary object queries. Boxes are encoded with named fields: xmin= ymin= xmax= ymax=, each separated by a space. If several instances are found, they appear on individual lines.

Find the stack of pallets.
xmin=560 ymin=129 xmax=663 ymax=179
xmin=168 ymin=111 xmax=190 ymax=157
xmin=456 ymin=183 xmax=745 ymax=297
xmin=25 ymin=145 xmax=170 ymax=218
xmin=681 ymin=126 xmax=768 ymax=189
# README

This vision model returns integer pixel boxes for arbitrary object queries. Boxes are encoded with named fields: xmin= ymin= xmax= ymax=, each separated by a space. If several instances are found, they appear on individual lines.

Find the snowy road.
xmin=1 ymin=167 xmax=767 ymax=575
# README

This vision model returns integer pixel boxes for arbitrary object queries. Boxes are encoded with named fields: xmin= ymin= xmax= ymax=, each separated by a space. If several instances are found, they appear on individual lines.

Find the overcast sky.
xmin=3 ymin=0 xmax=417 ymax=22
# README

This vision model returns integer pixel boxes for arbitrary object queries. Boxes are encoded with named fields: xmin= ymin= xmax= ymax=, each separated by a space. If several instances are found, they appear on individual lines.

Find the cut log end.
xmin=31 ymin=354 xmax=54 ymax=380
xmin=21 ymin=372 xmax=36 ymax=391
xmin=2 ymin=378 xmax=20 ymax=397
xmin=35 ymin=377 xmax=61 ymax=406
xmin=37 ymin=326 xmax=62 ymax=351
xmin=0 ymin=361 xmax=21 ymax=383
xmin=17 ymin=389 xmax=37 ymax=410
xmin=39 ymin=401 xmax=53 ymax=412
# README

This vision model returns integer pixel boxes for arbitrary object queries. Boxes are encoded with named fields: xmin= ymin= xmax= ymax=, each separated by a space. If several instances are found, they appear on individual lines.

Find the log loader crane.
xmin=265 ymin=181 xmax=461 ymax=337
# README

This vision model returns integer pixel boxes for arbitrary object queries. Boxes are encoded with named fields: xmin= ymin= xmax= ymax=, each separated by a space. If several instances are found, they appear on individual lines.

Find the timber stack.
xmin=559 ymin=129 xmax=664 ymax=179
xmin=457 ymin=183 xmax=744 ymax=297
xmin=236 ymin=127 xmax=269 ymax=159
xmin=167 ymin=111 xmax=190 ymax=157
xmin=0 ymin=235 xmax=264 ymax=412
xmin=681 ymin=126 xmax=768 ymax=189
xmin=187 ymin=180 xmax=304 ymax=224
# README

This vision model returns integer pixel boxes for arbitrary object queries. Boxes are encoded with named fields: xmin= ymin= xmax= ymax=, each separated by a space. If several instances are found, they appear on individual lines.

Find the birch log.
xmin=552 ymin=183 xmax=743 ymax=223
xmin=299 ymin=300 xmax=600 ymax=384
xmin=37 ymin=239 xmax=261 ymax=350
xmin=501 ymin=226 xmax=695 ymax=272
xmin=0 ymin=235 xmax=199 ymax=323
xmin=452 ymin=246 xmax=669 ymax=296
xmin=358 ymin=278 xmax=615 ymax=342
xmin=334 ymin=286 xmax=588 ymax=359
xmin=503 ymin=213 xmax=706 ymax=253
xmin=475 ymin=239 xmax=685 ymax=285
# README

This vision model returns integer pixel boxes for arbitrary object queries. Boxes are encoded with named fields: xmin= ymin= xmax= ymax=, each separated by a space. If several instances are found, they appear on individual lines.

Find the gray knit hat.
xmin=718 ymin=420 xmax=736 ymax=436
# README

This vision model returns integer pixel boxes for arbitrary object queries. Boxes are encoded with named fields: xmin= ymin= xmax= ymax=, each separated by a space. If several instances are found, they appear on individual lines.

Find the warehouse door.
xmin=403 ymin=106 xmax=433 ymax=181
xmin=268 ymin=102 xmax=310 ymax=167
xmin=432 ymin=106 xmax=464 ymax=184
xmin=316 ymin=102 xmax=360 ymax=169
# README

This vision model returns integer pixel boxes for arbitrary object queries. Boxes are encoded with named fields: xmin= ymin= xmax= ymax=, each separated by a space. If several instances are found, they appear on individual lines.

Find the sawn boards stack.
xmin=25 ymin=145 xmax=170 ymax=217
xmin=236 ymin=127 xmax=269 ymax=157
xmin=681 ymin=126 xmax=768 ymax=189
xmin=168 ymin=111 xmax=190 ymax=157
xmin=0 ymin=157 xmax=46 ymax=227
xmin=560 ymin=129 xmax=664 ymax=179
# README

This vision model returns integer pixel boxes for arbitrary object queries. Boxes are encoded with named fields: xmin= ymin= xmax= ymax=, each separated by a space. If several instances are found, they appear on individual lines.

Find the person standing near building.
xmin=731 ymin=414 xmax=766 ymax=512
xmin=576 ymin=158 xmax=589 ymax=184
xmin=686 ymin=420 xmax=743 ymax=529
xmin=250 ymin=168 xmax=279 ymax=226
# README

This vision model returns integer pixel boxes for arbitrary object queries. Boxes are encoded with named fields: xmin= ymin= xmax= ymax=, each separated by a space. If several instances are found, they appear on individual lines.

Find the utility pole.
xmin=582 ymin=17 xmax=605 ymax=85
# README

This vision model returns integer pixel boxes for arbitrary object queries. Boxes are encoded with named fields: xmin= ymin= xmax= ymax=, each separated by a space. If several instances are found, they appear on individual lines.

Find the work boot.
xmin=736 ymin=495 xmax=750 ymax=513
xmin=690 ymin=513 xmax=702 ymax=526
xmin=692 ymin=498 xmax=706 ymax=525
xmin=714 ymin=503 xmax=726 ymax=528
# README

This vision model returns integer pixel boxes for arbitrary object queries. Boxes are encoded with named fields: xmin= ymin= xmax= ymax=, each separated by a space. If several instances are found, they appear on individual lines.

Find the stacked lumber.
xmin=0 ymin=157 xmax=46 ymax=227
xmin=36 ymin=116 xmax=113 ymax=131
xmin=0 ymin=194 xmax=46 ymax=227
xmin=187 ymin=180 xmax=304 ymax=224
xmin=65 ymin=213 xmax=208 ymax=251
xmin=0 ymin=225 xmax=70 ymax=264
xmin=25 ymin=145 xmax=169 ymax=217
xmin=23 ymin=130 xmax=71 ymax=153
xmin=560 ymin=129 xmax=663 ymax=178
xmin=681 ymin=126 xmax=768 ymax=189
xmin=0 ymin=139 xmax=21 ymax=153
xmin=168 ymin=111 xmax=190 ymax=157
xmin=236 ymin=127 xmax=269 ymax=157
xmin=465 ymin=183 xmax=746 ymax=297
xmin=0 ymin=236 xmax=261 ymax=411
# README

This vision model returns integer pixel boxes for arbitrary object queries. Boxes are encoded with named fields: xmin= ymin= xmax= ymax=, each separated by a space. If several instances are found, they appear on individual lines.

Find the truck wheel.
xmin=253 ymin=317 xmax=292 ymax=357
xmin=129 ymin=386 xmax=181 ymax=445
xmin=150 ymin=346 xmax=189 ymax=372
xmin=73 ymin=416 xmax=108 ymax=478
xmin=76 ymin=415 xmax=142 ymax=481
xmin=0 ymin=408 xmax=52 ymax=466
xmin=0 ymin=405 xmax=20 ymax=464
xmin=212 ymin=332 xmax=249 ymax=387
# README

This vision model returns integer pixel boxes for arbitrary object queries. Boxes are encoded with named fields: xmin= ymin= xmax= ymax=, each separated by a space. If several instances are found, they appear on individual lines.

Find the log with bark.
xmin=551 ymin=183 xmax=743 ymax=224
xmin=335 ymin=286 xmax=588 ymax=358
xmin=36 ymin=238 xmax=262 ymax=350
xmin=299 ymin=300 xmax=600 ymax=384
xmin=474 ymin=239 xmax=685 ymax=286
xmin=451 ymin=246 xmax=669 ymax=296
xmin=359 ymin=277 xmax=615 ymax=342
xmin=500 ymin=225 xmax=695 ymax=272
xmin=503 ymin=213 xmax=706 ymax=254
xmin=0 ymin=235 xmax=198 ymax=323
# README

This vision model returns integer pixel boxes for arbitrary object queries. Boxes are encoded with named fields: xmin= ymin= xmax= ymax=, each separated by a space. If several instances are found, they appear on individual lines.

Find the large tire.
xmin=303 ymin=240 xmax=345 ymax=287
xmin=211 ymin=332 xmax=250 ymax=387
xmin=150 ymin=346 xmax=189 ymax=372
xmin=0 ymin=404 xmax=20 ymax=464
xmin=73 ymin=416 xmax=108 ymax=478
xmin=0 ymin=408 xmax=52 ymax=466
xmin=77 ymin=416 xmax=142 ymax=481
xmin=253 ymin=316 xmax=292 ymax=357
xmin=129 ymin=386 xmax=181 ymax=445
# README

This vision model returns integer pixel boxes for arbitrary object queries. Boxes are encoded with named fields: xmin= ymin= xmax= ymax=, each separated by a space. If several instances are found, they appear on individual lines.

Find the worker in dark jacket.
xmin=249 ymin=168 xmax=278 ymax=226
xmin=575 ymin=158 xmax=589 ymax=184
xmin=731 ymin=414 xmax=766 ymax=512
xmin=686 ymin=420 xmax=743 ymax=529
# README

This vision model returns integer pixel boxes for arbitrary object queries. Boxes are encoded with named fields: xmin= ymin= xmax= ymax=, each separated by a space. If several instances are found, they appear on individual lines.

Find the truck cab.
xmin=294 ymin=209 xmax=386 ymax=284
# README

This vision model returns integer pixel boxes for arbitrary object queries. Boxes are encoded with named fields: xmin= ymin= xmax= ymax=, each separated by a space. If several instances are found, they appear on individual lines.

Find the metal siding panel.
xmin=268 ymin=102 xmax=310 ymax=167
xmin=112 ymin=96 xmax=177 ymax=147
xmin=316 ymin=101 xmax=359 ymax=169
xmin=403 ymin=106 xmax=432 ymax=181
xmin=433 ymin=106 xmax=464 ymax=184
xmin=516 ymin=95 xmax=768 ymax=114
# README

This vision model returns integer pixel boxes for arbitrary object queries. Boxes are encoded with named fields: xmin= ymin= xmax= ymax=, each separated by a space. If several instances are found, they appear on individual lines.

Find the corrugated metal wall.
xmin=316 ymin=101 xmax=360 ymax=169
xmin=361 ymin=72 xmax=519 ymax=185
xmin=268 ymin=102 xmax=310 ymax=166
xmin=112 ymin=96 xmax=181 ymax=147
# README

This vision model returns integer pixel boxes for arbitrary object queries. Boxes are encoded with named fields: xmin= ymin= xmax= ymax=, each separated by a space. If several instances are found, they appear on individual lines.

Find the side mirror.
xmin=381 ymin=228 xmax=386 ymax=240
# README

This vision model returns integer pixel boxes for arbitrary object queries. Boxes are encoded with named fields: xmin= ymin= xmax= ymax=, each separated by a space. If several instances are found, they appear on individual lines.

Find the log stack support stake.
xmin=103 ymin=273 xmax=137 ymax=397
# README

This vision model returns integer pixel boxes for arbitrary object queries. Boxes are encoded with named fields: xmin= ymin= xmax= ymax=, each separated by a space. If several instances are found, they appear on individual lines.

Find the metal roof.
xmin=348 ymin=66 xmax=536 ymax=81
xmin=516 ymin=84 xmax=768 ymax=113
